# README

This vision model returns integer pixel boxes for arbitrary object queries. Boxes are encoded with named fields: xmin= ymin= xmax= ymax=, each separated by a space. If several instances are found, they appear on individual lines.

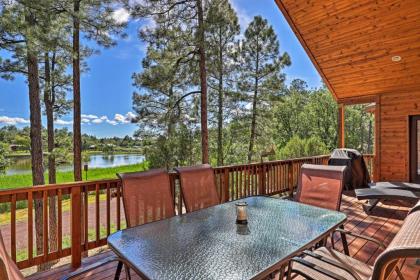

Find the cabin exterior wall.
xmin=377 ymin=91 xmax=420 ymax=181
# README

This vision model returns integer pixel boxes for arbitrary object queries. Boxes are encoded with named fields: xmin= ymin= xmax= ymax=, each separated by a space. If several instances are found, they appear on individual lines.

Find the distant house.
xmin=9 ymin=144 xmax=25 ymax=152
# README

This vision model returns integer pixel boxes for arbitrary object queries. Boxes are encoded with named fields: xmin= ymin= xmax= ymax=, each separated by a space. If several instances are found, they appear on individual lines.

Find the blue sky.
xmin=0 ymin=0 xmax=322 ymax=138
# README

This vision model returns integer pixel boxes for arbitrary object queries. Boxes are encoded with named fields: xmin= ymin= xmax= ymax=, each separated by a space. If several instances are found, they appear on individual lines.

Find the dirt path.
xmin=0 ymin=197 xmax=126 ymax=256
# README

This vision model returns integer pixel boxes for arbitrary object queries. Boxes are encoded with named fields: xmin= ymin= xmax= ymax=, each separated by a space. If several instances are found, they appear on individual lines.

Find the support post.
xmin=288 ymin=162 xmax=294 ymax=197
xmin=374 ymin=96 xmax=381 ymax=181
xmin=338 ymin=104 xmax=345 ymax=148
xmin=223 ymin=168 xmax=230 ymax=202
xmin=71 ymin=186 xmax=82 ymax=268
xmin=259 ymin=164 xmax=266 ymax=195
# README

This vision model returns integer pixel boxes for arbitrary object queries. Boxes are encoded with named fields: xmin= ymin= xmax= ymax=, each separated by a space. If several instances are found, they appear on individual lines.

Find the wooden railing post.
xmin=259 ymin=164 xmax=266 ymax=195
xmin=287 ymin=162 xmax=294 ymax=197
xmin=71 ymin=186 xmax=82 ymax=268
xmin=223 ymin=168 xmax=230 ymax=202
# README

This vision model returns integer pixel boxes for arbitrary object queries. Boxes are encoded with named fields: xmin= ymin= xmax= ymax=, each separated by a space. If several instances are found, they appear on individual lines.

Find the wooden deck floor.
xmin=27 ymin=192 xmax=420 ymax=280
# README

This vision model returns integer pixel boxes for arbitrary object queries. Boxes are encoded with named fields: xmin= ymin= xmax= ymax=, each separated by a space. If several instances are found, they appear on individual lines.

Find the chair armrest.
xmin=290 ymin=257 xmax=350 ymax=280
xmin=60 ymin=256 xmax=123 ymax=280
xmin=302 ymin=250 xmax=358 ymax=278
xmin=334 ymin=228 xmax=386 ymax=249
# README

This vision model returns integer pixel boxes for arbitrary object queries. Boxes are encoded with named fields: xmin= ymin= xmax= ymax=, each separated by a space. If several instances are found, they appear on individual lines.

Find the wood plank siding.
xmin=377 ymin=91 xmax=420 ymax=181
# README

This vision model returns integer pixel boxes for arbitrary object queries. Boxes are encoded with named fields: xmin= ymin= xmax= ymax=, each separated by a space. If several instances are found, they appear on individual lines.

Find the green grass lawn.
xmin=0 ymin=162 xmax=149 ymax=190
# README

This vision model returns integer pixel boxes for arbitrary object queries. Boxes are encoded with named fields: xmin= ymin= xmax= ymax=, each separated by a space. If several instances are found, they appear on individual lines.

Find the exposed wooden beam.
xmin=338 ymin=104 xmax=345 ymax=148
xmin=337 ymin=95 xmax=377 ymax=105
xmin=274 ymin=0 xmax=338 ymax=100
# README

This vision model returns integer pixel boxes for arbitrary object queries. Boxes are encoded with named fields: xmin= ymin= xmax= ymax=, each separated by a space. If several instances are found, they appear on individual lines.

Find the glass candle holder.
xmin=235 ymin=202 xmax=248 ymax=224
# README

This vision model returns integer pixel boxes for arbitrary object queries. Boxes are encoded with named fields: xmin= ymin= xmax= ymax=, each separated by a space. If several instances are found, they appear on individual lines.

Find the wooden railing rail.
xmin=0 ymin=154 xmax=374 ymax=271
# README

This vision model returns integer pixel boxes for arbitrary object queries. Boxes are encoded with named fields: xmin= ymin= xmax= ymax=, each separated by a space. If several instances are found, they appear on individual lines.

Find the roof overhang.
xmin=275 ymin=0 xmax=420 ymax=105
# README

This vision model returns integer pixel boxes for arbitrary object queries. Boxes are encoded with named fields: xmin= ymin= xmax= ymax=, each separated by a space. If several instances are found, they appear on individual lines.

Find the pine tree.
xmin=0 ymin=0 xmax=48 ymax=268
xmin=132 ymin=14 xmax=201 ymax=168
xmin=239 ymin=16 xmax=291 ymax=162
xmin=206 ymin=0 xmax=240 ymax=166
xmin=131 ymin=0 xmax=210 ymax=164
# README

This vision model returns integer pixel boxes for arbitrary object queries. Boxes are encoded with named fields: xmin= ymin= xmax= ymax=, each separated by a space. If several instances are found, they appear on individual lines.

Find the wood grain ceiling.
xmin=275 ymin=0 xmax=420 ymax=104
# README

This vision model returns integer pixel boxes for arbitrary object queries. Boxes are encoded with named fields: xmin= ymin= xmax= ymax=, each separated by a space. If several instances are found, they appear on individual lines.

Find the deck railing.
xmin=0 ymin=154 xmax=374 ymax=271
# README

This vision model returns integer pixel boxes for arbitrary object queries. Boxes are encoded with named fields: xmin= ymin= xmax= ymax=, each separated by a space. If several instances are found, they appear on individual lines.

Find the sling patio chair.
xmin=62 ymin=168 xmax=175 ymax=280
xmin=355 ymin=182 xmax=420 ymax=213
xmin=0 ymin=230 xmax=25 ymax=280
xmin=286 ymin=207 xmax=420 ymax=280
xmin=296 ymin=164 xmax=347 ymax=211
xmin=175 ymin=164 xmax=220 ymax=212
xmin=408 ymin=200 xmax=420 ymax=215
xmin=296 ymin=164 xmax=350 ymax=255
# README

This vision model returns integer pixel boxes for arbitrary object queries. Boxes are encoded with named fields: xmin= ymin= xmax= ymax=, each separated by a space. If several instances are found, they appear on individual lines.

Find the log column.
xmin=374 ymin=96 xmax=381 ymax=181
xmin=338 ymin=104 xmax=345 ymax=148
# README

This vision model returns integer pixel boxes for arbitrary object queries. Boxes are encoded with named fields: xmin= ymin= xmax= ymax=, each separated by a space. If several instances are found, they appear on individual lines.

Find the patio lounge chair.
xmin=355 ymin=182 xmax=420 ymax=213
xmin=287 ymin=208 xmax=420 ymax=280
xmin=62 ymin=169 xmax=175 ymax=280
xmin=0 ymin=230 xmax=25 ymax=280
xmin=175 ymin=164 xmax=220 ymax=212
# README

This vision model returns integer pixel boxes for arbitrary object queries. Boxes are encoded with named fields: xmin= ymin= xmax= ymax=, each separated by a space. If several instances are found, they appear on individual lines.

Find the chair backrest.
xmin=408 ymin=200 xmax=420 ymax=215
xmin=296 ymin=164 xmax=347 ymax=211
xmin=117 ymin=169 xmax=175 ymax=228
xmin=0 ymin=230 xmax=24 ymax=280
xmin=175 ymin=164 xmax=220 ymax=212
xmin=371 ymin=210 xmax=420 ymax=280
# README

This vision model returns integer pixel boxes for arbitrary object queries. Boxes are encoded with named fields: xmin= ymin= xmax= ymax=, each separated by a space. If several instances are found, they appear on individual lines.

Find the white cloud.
xmin=112 ymin=7 xmax=130 ymax=24
xmin=107 ymin=120 xmax=118 ymax=126
xmin=113 ymin=112 xmax=136 ymax=124
xmin=55 ymin=119 xmax=73 ymax=125
xmin=230 ymin=0 xmax=253 ymax=32
xmin=91 ymin=118 xmax=104 ymax=124
xmin=125 ymin=112 xmax=136 ymax=121
xmin=81 ymin=114 xmax=99 ymax=119
xmin=0 ymin=116 xmax=30 ymax=125
xmin=114 ymin=113 xmax=127 ymax=123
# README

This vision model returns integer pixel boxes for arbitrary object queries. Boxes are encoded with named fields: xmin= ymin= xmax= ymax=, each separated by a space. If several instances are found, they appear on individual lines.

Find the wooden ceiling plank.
xmin=275 ymin=0 xmax=420 ymax=99
xmin=274 ymin=0 xmax=338 ymax=100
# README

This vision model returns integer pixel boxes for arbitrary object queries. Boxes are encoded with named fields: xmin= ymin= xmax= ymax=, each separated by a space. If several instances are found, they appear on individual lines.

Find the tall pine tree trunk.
xmin=25 ymin=11 xmax=45 ymax=269
xmin=248 ymin=52 xmax=259 ymax=163
xmin=196 ymin=0 xmax=209 ymax=164
xmin=216 ymin=30 xmax=224 ymax=166
xmin=44 ymin=53 xmax=58 ymax=266
xmin=248 ymin=77 xmax=258 ymax=162
xmin=73 ymin=0 xmax=82 ymax=181
xmin=72 ymin=0 xmax=86 ymax=256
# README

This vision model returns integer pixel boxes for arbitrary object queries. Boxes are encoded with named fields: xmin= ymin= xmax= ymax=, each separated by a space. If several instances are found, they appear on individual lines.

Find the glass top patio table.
xmin=107 ymin=196 xmax=346 ymax=280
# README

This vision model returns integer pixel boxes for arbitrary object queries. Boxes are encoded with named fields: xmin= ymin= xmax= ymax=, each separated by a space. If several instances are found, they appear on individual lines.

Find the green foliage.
xmin=345 ymin=105 xmax=374 ymax=153
xmin=238 ymin=15 xmax=291 ymax=161
xmin=206 ymin=0 xmax=240 ymax=166
xmin=0 ymin=143 xmax=8 ymax=173
xmin=278 ymin=136 xmax=329 ymax=159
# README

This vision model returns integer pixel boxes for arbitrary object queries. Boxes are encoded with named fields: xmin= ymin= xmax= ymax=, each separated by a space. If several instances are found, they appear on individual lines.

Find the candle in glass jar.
xmin=235 ymin=202 xmax=248 ymax=224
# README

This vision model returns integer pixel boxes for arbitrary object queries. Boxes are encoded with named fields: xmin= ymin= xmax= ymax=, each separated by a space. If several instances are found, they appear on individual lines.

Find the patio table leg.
xmin=114 ymin=261 xmax=123 ymax=280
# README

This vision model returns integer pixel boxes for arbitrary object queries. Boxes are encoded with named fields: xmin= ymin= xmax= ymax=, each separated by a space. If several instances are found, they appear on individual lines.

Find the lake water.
xmin=5 ymin=154 xmax=145 ymax=175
